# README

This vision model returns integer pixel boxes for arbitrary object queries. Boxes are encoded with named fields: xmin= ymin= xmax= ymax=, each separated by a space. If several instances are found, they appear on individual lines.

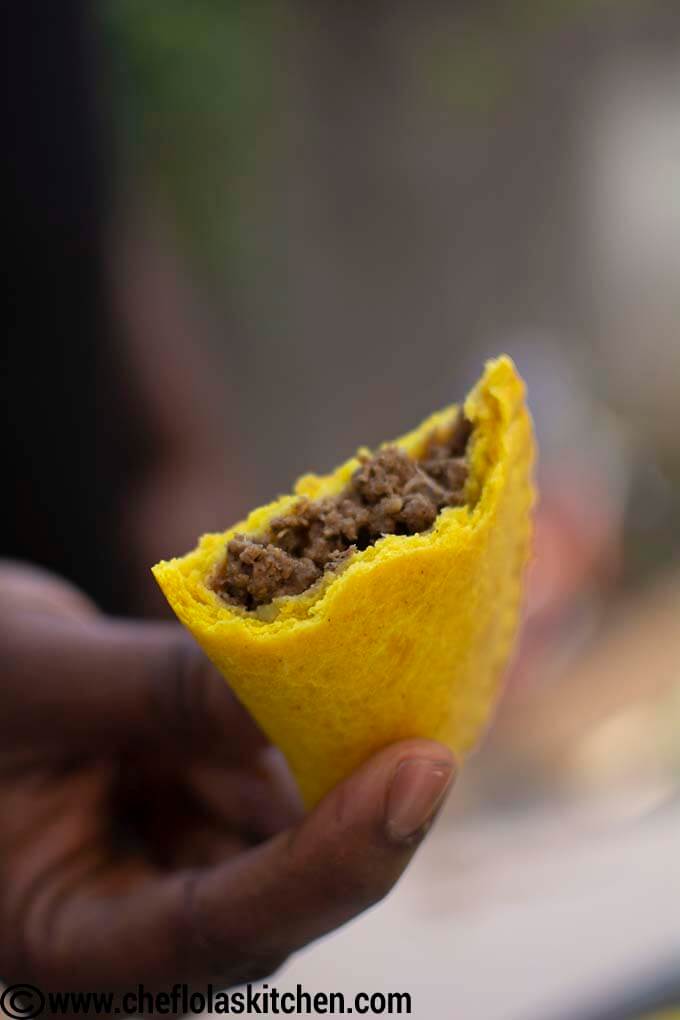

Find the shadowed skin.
xmin=0 ymin=561 xmax=454 ymax=995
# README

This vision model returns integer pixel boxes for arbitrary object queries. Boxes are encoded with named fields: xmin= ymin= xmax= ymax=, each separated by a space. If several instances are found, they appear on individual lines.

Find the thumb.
xmin=36 ymin=740 xmax=455 ymax=988
xmin=166 ymin=739 xmax=455 ymax=985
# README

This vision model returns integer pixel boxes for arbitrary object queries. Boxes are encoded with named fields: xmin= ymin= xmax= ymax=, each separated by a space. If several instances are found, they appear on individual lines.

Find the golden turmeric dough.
xmin=153 ymin=356 xmax=536 ymax=806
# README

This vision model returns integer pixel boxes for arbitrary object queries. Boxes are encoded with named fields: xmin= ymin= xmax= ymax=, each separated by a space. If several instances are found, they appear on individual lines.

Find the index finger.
xmin=1 ymin=610 xmax=266 ymax=759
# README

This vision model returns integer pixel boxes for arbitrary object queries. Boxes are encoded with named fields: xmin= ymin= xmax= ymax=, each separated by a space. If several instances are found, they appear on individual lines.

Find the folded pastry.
xmin=153 ymin=356 xmax=535 ymax=806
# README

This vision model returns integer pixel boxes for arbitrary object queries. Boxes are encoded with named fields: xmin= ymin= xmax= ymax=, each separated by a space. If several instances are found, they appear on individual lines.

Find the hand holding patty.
xmin=0 ymin=562 xmax=454 ymax=991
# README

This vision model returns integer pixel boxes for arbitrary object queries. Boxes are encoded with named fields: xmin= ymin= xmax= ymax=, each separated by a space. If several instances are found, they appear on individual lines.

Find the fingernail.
xmin=385 ymin=758 xmax=455 ymax=844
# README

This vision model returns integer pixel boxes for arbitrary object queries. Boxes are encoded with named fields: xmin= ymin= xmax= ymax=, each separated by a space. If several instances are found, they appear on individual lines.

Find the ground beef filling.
xmin=214 ymin=413 xmax=472 ymax=610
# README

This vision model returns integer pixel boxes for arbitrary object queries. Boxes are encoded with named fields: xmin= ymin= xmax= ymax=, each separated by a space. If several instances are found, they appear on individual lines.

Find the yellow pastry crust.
xmin=153 ymin=356 xmax=536 ymax=806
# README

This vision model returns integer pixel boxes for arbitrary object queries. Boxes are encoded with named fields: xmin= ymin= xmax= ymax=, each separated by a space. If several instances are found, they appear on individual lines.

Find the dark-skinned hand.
xmin=0 ymin=562 xmax=455 ymax=993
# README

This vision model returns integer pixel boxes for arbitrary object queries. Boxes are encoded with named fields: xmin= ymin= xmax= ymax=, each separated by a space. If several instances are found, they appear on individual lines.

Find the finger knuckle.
xmin=0 ymin=879 xmax=63 ymax=984
xmin=327 ymin=843 xmax=402 ymax=913
xmin=154 ymin=637 xmax=210 ymax=742
xmin=341 ymin=867 xmax=395 ymax=913
xmin=178 ymin=872 xmax=287 ymax=987
xmin=232 ymin=950 xmax=289 ymax=985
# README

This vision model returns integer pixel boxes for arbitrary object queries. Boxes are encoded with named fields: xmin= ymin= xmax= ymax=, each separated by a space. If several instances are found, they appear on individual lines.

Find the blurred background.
xmin=6 ymin=1 xmax=680 ymax=1017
